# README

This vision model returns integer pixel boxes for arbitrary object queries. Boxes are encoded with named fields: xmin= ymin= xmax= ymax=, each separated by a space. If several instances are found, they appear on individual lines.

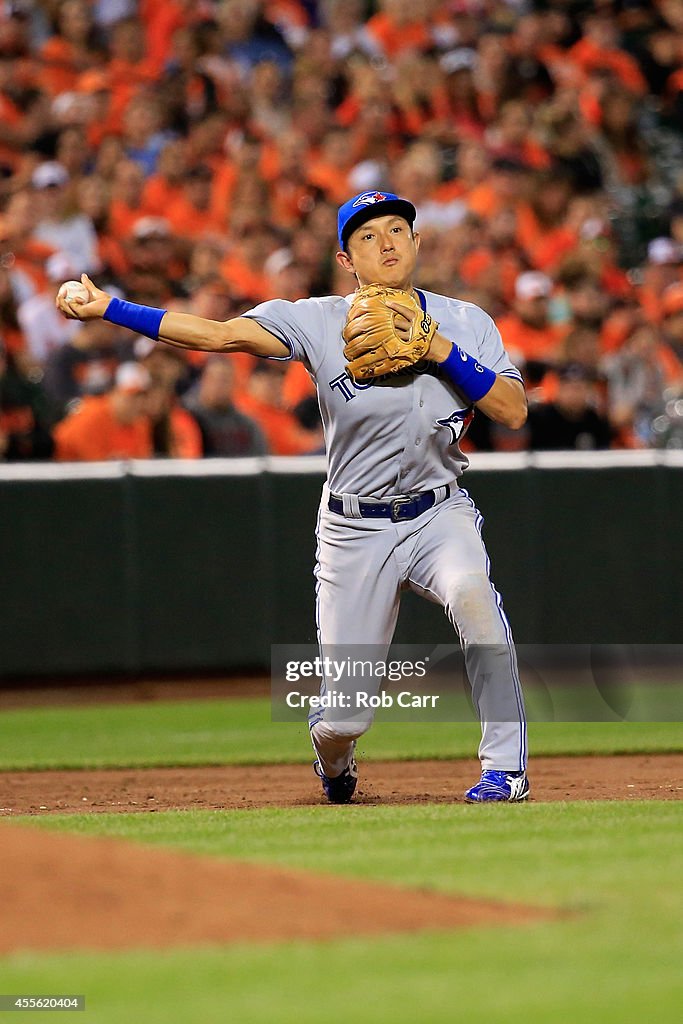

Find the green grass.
xmin=5 ymin=801 xmax=683 ymax=1024
xmin=0 ymin=696 xmax=681 ymax=770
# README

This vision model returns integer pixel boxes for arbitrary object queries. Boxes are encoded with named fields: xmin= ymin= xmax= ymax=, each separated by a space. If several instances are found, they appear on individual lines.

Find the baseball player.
xmin=57 ymin=190 xmax=529 ymax=804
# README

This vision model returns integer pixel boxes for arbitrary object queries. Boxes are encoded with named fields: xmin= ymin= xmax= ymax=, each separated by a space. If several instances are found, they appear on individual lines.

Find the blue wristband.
xmin=103 ymin=296 xmax=166 ymax=340
xmin=438 ymin=344 xmax=496 ymax=403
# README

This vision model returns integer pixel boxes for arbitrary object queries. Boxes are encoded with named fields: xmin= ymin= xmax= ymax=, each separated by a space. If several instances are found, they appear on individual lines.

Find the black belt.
xmin=328 ymin=485 xmax=450 ymax=523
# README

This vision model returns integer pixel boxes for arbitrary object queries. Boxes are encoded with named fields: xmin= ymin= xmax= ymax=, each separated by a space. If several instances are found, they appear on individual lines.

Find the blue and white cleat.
xmin=314 ymin=758 xmax=358 ymax=804
xmin=465 ymin=769 xmax=529 ymax=803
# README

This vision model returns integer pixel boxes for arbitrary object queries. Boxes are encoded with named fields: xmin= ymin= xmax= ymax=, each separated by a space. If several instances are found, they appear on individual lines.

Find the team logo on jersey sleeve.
xmin=436 ymin=408 xmax=474 ymax=444
xmin=352 ymin=192 xmax=388 ymax=208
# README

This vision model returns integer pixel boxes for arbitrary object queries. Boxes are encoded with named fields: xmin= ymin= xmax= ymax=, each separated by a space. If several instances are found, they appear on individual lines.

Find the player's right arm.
xmin=55 ymin=274 xmax=289 ymax=359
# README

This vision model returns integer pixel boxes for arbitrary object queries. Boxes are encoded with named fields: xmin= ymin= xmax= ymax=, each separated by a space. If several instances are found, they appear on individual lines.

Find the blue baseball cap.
xmin=337 ymin=190 xmax=416 ymax=250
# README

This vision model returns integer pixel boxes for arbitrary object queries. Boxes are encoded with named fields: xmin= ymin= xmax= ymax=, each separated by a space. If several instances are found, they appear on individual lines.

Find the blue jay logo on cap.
xmin=352 ymin=191 xmax=390 ymax=208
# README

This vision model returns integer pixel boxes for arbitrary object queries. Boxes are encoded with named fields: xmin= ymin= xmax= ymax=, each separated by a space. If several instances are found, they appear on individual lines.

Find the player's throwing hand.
xmin=55 ymin=274 xmax=111 ymax=321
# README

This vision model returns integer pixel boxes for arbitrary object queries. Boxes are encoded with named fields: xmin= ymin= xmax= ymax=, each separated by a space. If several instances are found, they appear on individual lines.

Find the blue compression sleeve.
xmin=438 ymin=344 xmax=497 ymax=403
xmin=103 ymin=297 xmax=166 ymax=340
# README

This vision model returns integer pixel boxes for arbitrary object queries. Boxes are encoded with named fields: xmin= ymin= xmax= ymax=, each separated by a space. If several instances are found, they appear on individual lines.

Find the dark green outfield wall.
xmin=1 ymin=460 xmax=680 ymax=677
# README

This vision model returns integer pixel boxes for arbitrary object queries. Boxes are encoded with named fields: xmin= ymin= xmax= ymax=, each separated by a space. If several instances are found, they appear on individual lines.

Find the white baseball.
xmin=58 ymin=280 xmax=90 ymax=303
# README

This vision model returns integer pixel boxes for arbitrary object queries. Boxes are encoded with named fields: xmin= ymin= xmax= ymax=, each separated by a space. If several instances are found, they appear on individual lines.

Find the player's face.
xmin=336 ymin=215 xmax=420 ymax=290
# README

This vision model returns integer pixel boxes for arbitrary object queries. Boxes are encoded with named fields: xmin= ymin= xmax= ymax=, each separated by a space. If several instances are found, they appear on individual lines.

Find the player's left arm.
xmin=386 ymin=300 xmax=526 ymax=429
xmin=426 ymin=332 xmax=527 ymax=429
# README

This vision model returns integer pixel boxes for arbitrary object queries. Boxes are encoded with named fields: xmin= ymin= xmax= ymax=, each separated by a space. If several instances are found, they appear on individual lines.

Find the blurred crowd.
xmin=1 ymin=0 xmax=683 ymax=463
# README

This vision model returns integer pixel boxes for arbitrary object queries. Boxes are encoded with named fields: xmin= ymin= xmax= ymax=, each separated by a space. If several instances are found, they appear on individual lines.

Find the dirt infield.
xmin=1 ymin=822 xmax=557 ymax=954
xmin=1 ymin=754 xmax=681 ymax=816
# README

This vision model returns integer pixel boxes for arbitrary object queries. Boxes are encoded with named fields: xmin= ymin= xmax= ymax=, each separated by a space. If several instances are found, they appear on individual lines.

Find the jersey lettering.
xmin=328 ymin=372 xmax=373 ymax=402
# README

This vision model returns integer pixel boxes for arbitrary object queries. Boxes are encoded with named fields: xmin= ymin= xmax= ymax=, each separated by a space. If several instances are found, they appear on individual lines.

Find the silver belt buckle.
xmin=390 ymin=495 xmax=415 ymax=522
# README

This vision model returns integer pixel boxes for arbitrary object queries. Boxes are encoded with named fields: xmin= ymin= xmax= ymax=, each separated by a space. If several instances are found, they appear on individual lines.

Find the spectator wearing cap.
xmin=0 ymin=337 xmax=55 ymax=462
xmin=54 ymin=361 xmax=153 ymax=461
xmin=31 ymin=161 xmax=100 ymax=274
xmin=182 ymin=356 xmax=267 ymax=458
xmin=122 ymin=217 xmax=185 ymax=304
xmin=16 ymin=251 xmax=82 ymax=365
xmin=527 ymin=363 xmax=612 ymax=451
xmin=498 ymin=272 xmax=565 ymax=364
xmin=434 ymin=48 xmax=485 ymax=142
xmin=638 ymin=237 xmax=683 ymax=323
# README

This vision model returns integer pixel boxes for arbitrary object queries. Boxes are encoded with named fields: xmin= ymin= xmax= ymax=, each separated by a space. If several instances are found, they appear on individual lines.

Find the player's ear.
xmin=336 ymin=249 xmax=356 ymax=276
xmin=413 ymin=230 xmax=421 ymax=254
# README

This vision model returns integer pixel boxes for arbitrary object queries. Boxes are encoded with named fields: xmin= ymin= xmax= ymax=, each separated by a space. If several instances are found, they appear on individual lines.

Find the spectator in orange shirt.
xmin=498 ymin=271 xmax=565 ymax=364
xmin=164 ymin=164 xmax=223 ymax=242
xmin=638 ymin=237 xmax=683 ymax=323
xmin=108 ymin=159 xmax=149 ymax=239
xmin=662 ymin=283 xmax=683 ymax=361
xmin=141 ymin=140 xmax=188 ymax=217
xmin=435 ymin=140 xmax=491 ymax=204
xmin=516 ymin=168 xmax=576 ymax=271
xmin=220 ymin=223 xmax=278 ymax=305
xmin=486 ymin=100 xmax=550 ymax=170
xmin=106 ymin=16 xmax=159 ymax=93
xmin=467 ymin=157 xmax=531 ymax=221
xmin=54 ymin=362 xmax=153 ymax=461
xmin=459 ymin=207 xmax=526 ymax=307
xmin=236 ymin=361 xmax=323 ymax=456
xmin=567 ymin=13 xmax=647 ymax=95
xmin=38 ymin=0 xmax=102 ymax=98
xmin=307 ymin=128 xmax=355 ymax=205
xmin=365 ymin=0 xmax=432 ymax=59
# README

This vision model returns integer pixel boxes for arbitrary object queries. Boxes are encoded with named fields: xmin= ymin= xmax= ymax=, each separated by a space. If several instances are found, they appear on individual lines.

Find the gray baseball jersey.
xmin=244 ymin=289 xmax=527 ymax=780
xmin=244 ymin=290 xmax=522 ymax=496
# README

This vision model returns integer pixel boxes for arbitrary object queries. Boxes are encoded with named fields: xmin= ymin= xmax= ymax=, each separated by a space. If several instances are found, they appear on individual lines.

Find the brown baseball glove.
xmin=342 ymin=284 xmax=439 ymax=381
